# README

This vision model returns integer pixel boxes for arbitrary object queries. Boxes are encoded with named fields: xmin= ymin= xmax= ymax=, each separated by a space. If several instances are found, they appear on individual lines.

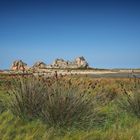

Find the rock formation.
xmin=11 ymin=60 xmax=28 ymax=71
xmin=32 ymin=61 xmax=47 ymax=69
xmin=52 ymin=59 xmax=68 ymax=68
xmin=52 ymin=56 xmax=88 ymax=69
xmin=11 ymin=56 xmax=89 ymax=70
xmin=74 ymin=56 xmax=89 ymax=68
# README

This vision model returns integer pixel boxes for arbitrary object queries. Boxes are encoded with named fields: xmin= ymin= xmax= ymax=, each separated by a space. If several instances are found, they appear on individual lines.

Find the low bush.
xmin=118 ymin=78 xmax=140 ymax=118
xmin=0 ymin=91 xmax=7 ymax=114
xmin=8 ymin=77 xmax=47 ymax=120
xmin=8 ymin=76 xmax=104 ymax=128
xmin=0 ymin=100 xmax=5 ymax=114
xmin=41 ymin=82 xmax=101 ymax=128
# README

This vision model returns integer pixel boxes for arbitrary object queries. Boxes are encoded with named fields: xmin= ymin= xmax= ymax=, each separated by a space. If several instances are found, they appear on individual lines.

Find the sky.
xmin=0 ymin=0 xmax=140 ymax=69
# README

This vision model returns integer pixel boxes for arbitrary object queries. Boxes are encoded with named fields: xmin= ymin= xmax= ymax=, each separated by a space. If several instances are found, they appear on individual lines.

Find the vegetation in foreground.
xmin=0 ymin=74 xmax=140 ymax=140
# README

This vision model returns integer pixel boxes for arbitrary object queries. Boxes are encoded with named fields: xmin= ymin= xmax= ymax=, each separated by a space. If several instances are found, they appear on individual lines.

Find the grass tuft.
xmin=8 ymin=77 xmax=47 ymax=121
xmin=8 ymin=77 xmax=104 ymax=129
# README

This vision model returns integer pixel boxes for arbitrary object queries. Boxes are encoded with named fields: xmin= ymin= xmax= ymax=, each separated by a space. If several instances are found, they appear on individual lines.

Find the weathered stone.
xmin=11 ymin=60 xmax=28 ymax=71
xmin=32 ymin=61 xmax=47 ymax=69
xmin=52 ymin=59 xmax=68 ymax=68
xmin=74 ymin=56 xmax=89 ymax=68
xmin=52 ymin=56 xmax=88 ymax=69
xmin=11 ymin=56 xmax=89 ymax=70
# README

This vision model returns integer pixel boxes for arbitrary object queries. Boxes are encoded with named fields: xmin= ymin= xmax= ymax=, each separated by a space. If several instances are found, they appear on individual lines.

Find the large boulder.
xmin=74 ymin=56 xmax=89 ymax=68
xmin=11 ymin=60 xmax=28 ymax=71
xmin=32 ymin=61 xmax=47 ymax=69
xmin=52 ymin=59 xmax=68 ymax=68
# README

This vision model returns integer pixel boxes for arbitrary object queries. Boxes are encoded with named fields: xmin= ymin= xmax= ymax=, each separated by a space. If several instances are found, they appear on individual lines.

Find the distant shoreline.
xmin=0 ymin=68 xmax=140 ymax=78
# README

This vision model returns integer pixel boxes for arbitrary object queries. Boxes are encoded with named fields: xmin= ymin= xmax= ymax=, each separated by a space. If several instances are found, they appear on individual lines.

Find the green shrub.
xmin=0 ymin=100 xmax=5 ymax=114
xmin=8 ymin=77 xmax=105 ymax=128
xmin=119 ymin=87 xmax=140 ymax=118
xmin=0 ymin=91 xmax=7 ymax=114
xmin=8 ymin=77 xmax=47 ymax=120
xmin=41 ymin=82 xmax=104 ymax=128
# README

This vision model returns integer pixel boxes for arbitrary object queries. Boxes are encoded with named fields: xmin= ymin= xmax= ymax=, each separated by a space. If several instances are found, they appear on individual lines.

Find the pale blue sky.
xmin=0 ymin=0 xmax=140 ymax=69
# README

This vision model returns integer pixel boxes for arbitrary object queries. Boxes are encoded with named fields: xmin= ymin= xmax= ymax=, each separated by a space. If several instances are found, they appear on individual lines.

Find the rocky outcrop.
xmin=74 ymin=56 xmax=89 ymax=68
xmin=52 ymin=59 xmax=68 ymax=68
xmin=11 ymin=56 xmax=89 ymax=70
xmin=52 ymin=56 xmax=89 ymax=69
xmin=11 ymin=60 xmax=28 ymax=71
xmin=32 ymin=61 xmax=47 ymax=69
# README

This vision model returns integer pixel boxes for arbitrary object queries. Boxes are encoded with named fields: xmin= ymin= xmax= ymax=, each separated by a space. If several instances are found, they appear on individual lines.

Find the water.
xmin=88 ymin=73 xmax=140 ymax=78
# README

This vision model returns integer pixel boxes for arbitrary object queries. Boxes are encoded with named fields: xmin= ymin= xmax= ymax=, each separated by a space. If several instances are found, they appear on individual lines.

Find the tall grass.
xmin=0 ymin=91 xmax=7 ymax=114
xmin=8 ymin=77 xmax=47 ymax=120
xmin=119 ymin=89 xmax=140 ymax=118
xmin=8 ymin=76 xmax=103 ymax=128
xmin=119 ymin=78 xmax=140 ymax=118
xmin=41 ymin=82 xmax=101 ymax=128
xmin=1 ymin=76 xmax=140 ymax=139
xmin=0 ymin=100 xmax=5 ymax=114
